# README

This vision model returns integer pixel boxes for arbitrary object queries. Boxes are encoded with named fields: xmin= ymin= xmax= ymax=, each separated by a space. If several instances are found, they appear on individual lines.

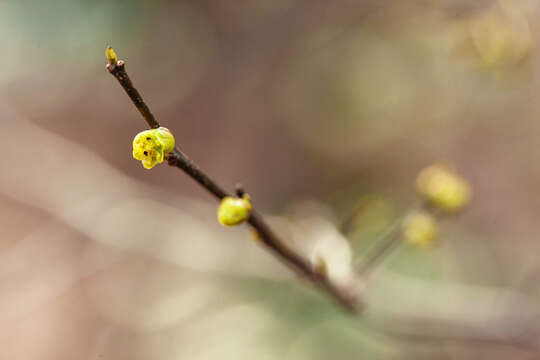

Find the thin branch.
xmin=357 ymin=218 xmax=403 ymax=276
xmin=356 ymin=202 xmax=439 ymax=276
xmin=106 ymin=49 xmax=362 ymax=313
xmin=106 ymin=56 xmax=159 ymax=129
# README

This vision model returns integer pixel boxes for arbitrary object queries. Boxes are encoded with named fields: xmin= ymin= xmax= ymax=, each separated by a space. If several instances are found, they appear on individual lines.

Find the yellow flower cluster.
xmin=416 ymin=163 xmax=471 ymax=213
xmin=132 ymin=127 xmax=175 ymax=169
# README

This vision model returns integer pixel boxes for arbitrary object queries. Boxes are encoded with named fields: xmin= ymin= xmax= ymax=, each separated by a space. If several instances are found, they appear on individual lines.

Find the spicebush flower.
xmin=217 ymin=196 xmax=252 ymax=226
xmin=132 ymin=127 xmax=175 ymax=169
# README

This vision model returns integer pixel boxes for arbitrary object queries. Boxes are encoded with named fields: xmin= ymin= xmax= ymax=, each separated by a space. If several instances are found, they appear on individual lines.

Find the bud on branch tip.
xmin=106 ymin=46 xmax=118 ymax=66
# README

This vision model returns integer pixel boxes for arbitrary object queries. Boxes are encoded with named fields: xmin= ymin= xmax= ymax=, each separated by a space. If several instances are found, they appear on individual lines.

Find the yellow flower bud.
xmin=217 ymin=196 xmax=252 ymax=226
xmin=416 ymin=163 xmax=471 ymax=212
xmin=105 ymin=46 xmax=118 ymax=65
xmin=132 ymin=127 xmax=175 ymax=170
xmin=249 ymin=229 xmax=262 ymax=243
xmin=402 ymin=211 xmax=438 ymax=248
xmin=469 ymin=0 xmax=532 ymax=69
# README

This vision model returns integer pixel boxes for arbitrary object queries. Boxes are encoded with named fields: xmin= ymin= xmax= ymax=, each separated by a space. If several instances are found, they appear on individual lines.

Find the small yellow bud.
xmin=132 ymin=127 xmax=175 ymax=170
xmin=469 ymin=0 xmax=532 ymax=69
xmin=249 ymin=229 xmax=262 ymax=243
xmin=416 ymin=163 xmax=471 ymax=212
xmin=402 ymin=211 xmax=438 ymax=248
xmin=106 ymin=46 xmax=118 ymax=65
xmin=217 ymin=196 xmax=252 ymax=226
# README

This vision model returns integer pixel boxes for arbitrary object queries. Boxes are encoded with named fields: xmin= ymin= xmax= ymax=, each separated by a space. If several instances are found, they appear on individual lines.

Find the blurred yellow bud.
xmin=416 ymin=163 xmax=471 ymax=212
xmin=217 ymin=196 xmax=252 ymax=226
xmin=402 ymin=211 xmax=438 ymax=248
xmin=132 ymin=127 xmax=175 ymax=170
xmin=249 ymin=229 xmax=262 ymax=243
xmin=105 ymin=46 xmax=118 ymax=65
xmin=469 ymin=0 xmax=532 ymax=68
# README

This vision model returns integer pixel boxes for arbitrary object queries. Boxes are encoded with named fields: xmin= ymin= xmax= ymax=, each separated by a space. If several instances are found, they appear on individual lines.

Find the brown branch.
xmin=106 ymin=48 xmax=362 ymax=313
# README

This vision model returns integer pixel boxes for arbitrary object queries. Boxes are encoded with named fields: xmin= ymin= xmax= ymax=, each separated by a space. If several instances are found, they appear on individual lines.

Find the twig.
xmin=356 ymin=201 xmax=440 ymax=276
xmin=357 ymin=218 xmax=403 ymax=276
xmin=106 ymin=48 xmax=362 ymax=313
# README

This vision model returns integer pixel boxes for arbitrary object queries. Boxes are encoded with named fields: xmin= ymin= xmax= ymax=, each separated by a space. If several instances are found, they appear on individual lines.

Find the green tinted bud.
xmin=217 ymin=196 xmax=252 ymax=226
xmin=132 ymin=127 xmax=175 ymax=170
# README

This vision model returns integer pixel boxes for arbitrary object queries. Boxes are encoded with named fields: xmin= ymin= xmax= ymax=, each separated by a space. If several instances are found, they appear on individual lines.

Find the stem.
xmin=356 ymin=201 xmax=437 ymax=276
xmin=357 ymin=219 xmax=403 ymax=276
xmin=106 ymin=54 xmax=361 ymax=313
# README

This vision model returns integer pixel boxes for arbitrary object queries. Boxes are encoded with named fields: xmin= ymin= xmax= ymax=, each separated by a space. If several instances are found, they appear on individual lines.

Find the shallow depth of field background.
xmin=2 ymin=0 xmax=540 ymax=359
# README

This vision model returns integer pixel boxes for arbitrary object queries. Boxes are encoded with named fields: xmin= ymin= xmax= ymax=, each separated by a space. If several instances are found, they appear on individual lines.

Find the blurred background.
xmin=2 ymin=0 xmax=540 ymax=358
